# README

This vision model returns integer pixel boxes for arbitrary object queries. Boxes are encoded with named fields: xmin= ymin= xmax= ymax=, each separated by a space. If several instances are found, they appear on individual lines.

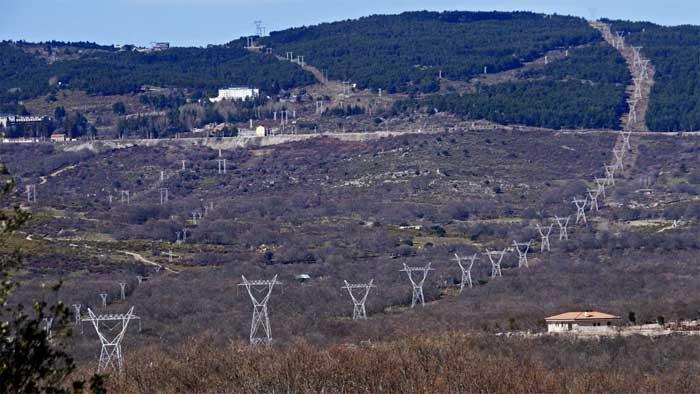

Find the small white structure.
xmin=210 ymin=87 xmax=259 ymax=103
xmin=545 ymin=311 xmax=621 ymax=333
xmin=255 ymin=125 xmax=267 ymax=137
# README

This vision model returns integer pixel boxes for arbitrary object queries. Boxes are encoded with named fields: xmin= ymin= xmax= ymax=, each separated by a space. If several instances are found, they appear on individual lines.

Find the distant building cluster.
xmin=151 ymin=42 xmax=170 ymax=51
xmin=0 ymin=115 xmax=45 ymax=129
xmin=210 ymin=87 xmax=259 ymax=103
xmin=115 ymin=42 xmax=170 ymax=53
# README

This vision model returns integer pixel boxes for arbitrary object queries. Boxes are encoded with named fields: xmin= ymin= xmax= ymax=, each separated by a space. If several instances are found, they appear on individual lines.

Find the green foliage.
xmin=322 ymin=105 xmax=365 ymax=117
xmin=0 ymin=42 xmax=316 ymax=106
xmin=523 ymin=42 xmax=630 ymax=84
xmin=414 ymin=41 xmax=629 ymax=129
xmin=606 ymin=20 xmax=700 ymax=131
xmin=112 ymin=102 xmax=126 ymax=115
xmin=262 ymin=11 xmax=600 ymax=93
xmin=423 ymin=79 xmax=627 ymax=129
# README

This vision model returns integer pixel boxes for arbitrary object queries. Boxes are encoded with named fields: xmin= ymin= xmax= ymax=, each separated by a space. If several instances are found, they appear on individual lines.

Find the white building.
xmin=0 ymin=115 xmax=45 ymax=128
xmin=545 ymin=311 xmax=622 ymax=333
xmin=210 ymin=87 xmax=259 ymax=103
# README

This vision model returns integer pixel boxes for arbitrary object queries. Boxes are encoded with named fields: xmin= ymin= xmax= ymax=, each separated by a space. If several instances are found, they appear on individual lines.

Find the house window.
xmin=567 ymin=323 xmax=572 ymax=330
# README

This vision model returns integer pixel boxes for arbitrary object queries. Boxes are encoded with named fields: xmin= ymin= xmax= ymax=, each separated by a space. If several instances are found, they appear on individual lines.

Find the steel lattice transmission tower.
xmin=400 ymin=263 xmax=433 ymax=307
xmin=484 ymin=249 xmax=507 ymax=278
xmin=342 ymin=279 xmax=375 ymax=320
xmin=573 ymin=198 xmax=588 ymax=225
xmin=536 ymin=223 xmax=554 ymax=252
xmin=83 ymin=307 xmax=138 ymax=373
xmin=553 ymin=215 xmax=570 ymax=240
xmin=512 ymin=240 xmax=532 ymax=268
xmin=239 ymin=275 xmax=281 ymax=345
xmin=452 ymin=253 xmax=477 ymax=292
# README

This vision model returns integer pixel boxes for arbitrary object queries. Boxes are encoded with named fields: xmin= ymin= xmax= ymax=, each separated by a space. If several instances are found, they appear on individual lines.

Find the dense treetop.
xmin=261 ymin=11 xmax=601 ymax=93
xmin=414 ymin=41 xmax=629 ymax=130
xmin=606 ymin=20 xmax=700 ymax=132
xmin=523 ymin=42 xmax=630 ymax=84
xmin=0 ymin=43 xmax=316 ymax=106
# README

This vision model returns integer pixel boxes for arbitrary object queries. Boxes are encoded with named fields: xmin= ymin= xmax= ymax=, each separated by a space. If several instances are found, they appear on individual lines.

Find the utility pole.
xmin=25 ymin=184 xmax=37 ymax=203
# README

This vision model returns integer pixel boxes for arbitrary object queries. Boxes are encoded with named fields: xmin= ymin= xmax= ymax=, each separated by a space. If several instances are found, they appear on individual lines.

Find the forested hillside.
xmin=0 ymin=43 xmax=316 ymax=107
xmin=261 ymin=11 xmax=601 ymax=94
xmin=411 ymin=42 xmax=630 ymax=129
xmin=606 ymin=20 xmax=700 ymax=131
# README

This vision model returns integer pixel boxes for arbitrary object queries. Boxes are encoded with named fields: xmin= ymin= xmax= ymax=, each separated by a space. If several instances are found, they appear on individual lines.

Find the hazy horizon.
xmin=2 ymin=0 xmax=698 ymax=47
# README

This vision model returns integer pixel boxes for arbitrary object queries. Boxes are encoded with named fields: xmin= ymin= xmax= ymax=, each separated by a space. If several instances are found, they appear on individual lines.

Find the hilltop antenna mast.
xmin=485 ymin=249 xmax=507 ymax=278
xmin=342 ymin=280 xmax=375 ymax=320
xmin=83 ymin=307 xmax=137 ymax=373
xmin=512 ymin=240 xmax=532 ymax=268
xmin=536 ymin=223 xmax=553 ymax=252
xmin=573 ymin=198 xmax=588 ymax=225
xmin=553 ymin=215 xmax=571 ymax=240
xmin=239 ymin=275 xmax=281 ymax=345
xmin=452 ymin=253 xmax=477 ymax=291
xmin=254 ymin=20 xmax=264 ymax=37
xmin=400 ymin=263 xmax=433 ymax=307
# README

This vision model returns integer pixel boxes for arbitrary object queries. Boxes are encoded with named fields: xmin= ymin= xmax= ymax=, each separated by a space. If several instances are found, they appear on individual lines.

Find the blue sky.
xmin=2 ymin=0 xmax=698 ymax=47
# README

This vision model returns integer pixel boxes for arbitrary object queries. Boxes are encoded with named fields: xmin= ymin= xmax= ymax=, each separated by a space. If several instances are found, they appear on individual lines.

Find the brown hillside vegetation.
xmin=103 ymin=333 xmax=700 ymax=393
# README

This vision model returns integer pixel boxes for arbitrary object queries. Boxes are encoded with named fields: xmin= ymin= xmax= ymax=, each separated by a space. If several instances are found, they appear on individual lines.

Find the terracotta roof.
xmin=545 ymin=311 xmax=621 ymax=321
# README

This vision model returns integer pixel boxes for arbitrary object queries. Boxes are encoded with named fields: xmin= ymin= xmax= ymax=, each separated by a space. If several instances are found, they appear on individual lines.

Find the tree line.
xmin=402 ymin=41 xmax=629 ymax=130
xmin=605 ymin=20 xmax=700 ymax=132
xmin=0 ymin=42 xmax=316 ymax=110
xmin=261 ymin=11 xmax=601 ymax=94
